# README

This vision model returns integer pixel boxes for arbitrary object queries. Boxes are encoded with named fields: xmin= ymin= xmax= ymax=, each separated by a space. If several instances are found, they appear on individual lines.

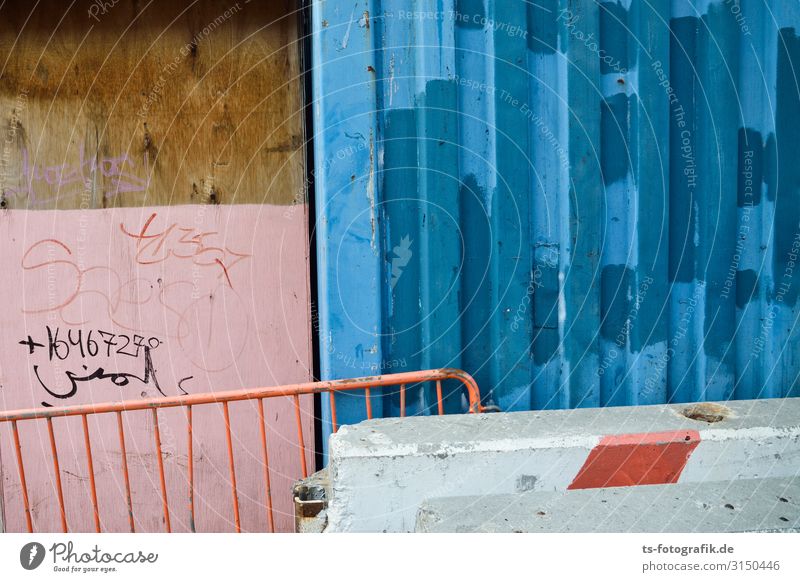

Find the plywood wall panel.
xmin=0 ymin=0 xmax=304 ymax=209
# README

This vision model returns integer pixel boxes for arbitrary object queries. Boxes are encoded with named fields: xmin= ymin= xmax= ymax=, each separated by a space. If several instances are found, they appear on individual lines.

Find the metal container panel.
xmin=311 ymin=0 xmax=800 ymax=434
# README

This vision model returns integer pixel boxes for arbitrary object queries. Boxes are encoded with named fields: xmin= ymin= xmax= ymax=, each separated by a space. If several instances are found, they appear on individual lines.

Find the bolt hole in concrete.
xmin=724 ymin=504 xmax=735 ymax=510
xmin=682 ymin=402 xmax=731 ymax=423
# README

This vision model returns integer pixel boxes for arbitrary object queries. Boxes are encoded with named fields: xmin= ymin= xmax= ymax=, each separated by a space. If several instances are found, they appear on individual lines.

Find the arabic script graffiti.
xmin=20 ymin=326 xmax=192 ymax=406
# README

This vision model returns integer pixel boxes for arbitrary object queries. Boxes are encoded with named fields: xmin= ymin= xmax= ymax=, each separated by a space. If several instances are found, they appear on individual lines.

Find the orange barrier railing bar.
xmin=81 ymin=414 xmax=101 ymax=532
xmin=10 ymin=420 xmax=32 ymax=532
xmin=46 ymin=417 xmax=67 ymax=532
xmin=0 ymin=368 xmax=482 ymax=533
xmin=116 ymin=410 xmax=135 ymax=533
xmin=256 ymin=398 xmax=275 ymax=533
xmin=186 ymin=405 xmax=195 ymax=533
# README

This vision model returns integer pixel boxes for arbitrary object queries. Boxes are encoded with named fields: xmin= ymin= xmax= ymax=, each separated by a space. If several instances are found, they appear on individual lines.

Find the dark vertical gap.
xmin=298 ymin=0 xmax=323 ymax=473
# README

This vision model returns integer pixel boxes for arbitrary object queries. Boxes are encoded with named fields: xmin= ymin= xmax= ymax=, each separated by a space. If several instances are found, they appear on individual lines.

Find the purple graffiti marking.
xmin=5 ymin=146 xmax=148 ymax=206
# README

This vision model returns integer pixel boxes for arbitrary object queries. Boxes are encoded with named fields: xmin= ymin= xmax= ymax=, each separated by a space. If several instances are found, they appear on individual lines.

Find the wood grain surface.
xmin=0 ymin=0 xmax=305 ymax=209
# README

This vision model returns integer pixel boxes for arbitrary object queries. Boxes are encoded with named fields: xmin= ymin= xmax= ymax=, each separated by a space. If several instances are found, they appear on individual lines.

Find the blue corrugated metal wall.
xmin=311 ymin=0 xmax=800 ymax=436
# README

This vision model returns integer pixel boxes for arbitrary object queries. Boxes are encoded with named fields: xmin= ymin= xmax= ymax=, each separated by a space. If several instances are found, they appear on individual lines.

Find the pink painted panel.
xmin=0 ymin=204 xmax=313 ymax=532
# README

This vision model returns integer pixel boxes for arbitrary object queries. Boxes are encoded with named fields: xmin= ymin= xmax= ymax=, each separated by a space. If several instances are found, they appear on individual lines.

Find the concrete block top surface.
xmin=325 ymin=398 xmax=800 ymax=532
xmin=331 ymin=398 xmax=800 ymax=459
xmin=416 ymin=478 xmax=800 ymax=533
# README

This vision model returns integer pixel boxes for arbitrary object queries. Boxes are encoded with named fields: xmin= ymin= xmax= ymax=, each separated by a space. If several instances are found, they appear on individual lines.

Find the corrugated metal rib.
xmin=311 ymin=0 xmax=800 ymax=432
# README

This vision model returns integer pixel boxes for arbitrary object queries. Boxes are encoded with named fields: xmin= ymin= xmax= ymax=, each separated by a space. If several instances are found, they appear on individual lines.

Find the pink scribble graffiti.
xmin=20 ymin=232 xmax=251 ymax=373
xmin=119 ymin=212 xmax=251 ymax=287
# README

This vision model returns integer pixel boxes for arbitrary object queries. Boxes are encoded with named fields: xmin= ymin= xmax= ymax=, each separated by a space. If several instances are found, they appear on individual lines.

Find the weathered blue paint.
xmin=311 ymin=0 xmax=800 ymax=435
xmin=311 ymin=0 xmax=383 ymax=451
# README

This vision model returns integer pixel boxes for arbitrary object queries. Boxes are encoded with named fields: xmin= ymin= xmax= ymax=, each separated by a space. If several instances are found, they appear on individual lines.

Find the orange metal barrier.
xmin=0 ymin=368 xmax=481 ymax=533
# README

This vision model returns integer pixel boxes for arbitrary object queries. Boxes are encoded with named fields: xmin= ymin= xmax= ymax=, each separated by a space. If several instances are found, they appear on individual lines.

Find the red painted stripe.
xmin=568 ymin=430 xmax=701 ymax=490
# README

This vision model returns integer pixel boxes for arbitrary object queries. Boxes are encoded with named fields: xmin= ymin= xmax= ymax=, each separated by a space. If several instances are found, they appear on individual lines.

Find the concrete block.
xmin=325 ymin=398 xmax=800 ymax=532
xmin=415 ymin=478 xmax=800 ymax=532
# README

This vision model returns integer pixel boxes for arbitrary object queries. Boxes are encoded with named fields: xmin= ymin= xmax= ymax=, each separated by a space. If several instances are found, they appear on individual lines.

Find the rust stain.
xmin=682 ymin=402 xmax=731 ymax=423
